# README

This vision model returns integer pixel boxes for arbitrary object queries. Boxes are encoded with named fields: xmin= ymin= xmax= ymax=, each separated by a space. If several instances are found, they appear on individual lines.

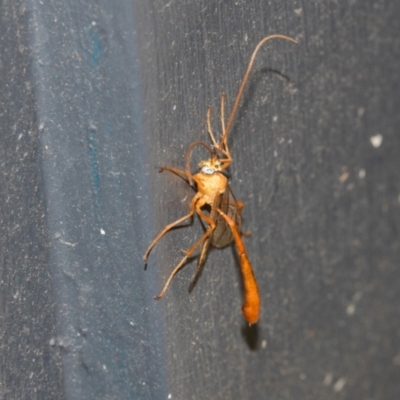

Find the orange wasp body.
xmin=143 ymin=34 xmax=297 ymax=324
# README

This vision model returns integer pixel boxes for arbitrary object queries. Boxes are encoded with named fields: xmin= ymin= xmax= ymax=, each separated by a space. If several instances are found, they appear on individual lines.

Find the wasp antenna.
xmin=217 ymin=34 xmax=297 ymax=153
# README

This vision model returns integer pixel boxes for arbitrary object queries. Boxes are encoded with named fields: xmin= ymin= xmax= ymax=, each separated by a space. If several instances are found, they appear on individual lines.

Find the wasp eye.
xmin=201 ymin=166 xmax=215 ymax=175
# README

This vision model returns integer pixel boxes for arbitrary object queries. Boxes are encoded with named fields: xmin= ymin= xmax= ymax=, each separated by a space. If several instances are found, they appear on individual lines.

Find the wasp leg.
xmin=160 ymin=166 xmax=191 ymax=185
xmin=155 ymin=202 xmax=216 ymax=299
xmin=188 ymin=236 xmax=211 ymax=293
xmin=143 ymin=193 xmax=201 ymax=262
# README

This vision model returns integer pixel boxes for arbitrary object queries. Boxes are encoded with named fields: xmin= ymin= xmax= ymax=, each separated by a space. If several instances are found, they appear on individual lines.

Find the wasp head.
xmin=199 ymin=159 xmax=222 ymax=175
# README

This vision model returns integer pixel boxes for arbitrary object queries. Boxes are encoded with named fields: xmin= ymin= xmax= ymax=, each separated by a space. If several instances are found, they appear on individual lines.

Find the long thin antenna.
xmin=215 ymin=34 xmax=297 ymax=155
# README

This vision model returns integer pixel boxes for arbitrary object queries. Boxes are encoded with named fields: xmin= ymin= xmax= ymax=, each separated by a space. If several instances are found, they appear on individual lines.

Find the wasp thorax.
xmin=199 ymin=159 xmax=221 ymax=175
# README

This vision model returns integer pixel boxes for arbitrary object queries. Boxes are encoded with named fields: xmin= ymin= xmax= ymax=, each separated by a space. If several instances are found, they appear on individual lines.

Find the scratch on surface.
xmin=161 ymin=0 xmax=174 ymax=11
xmin=59 ymin=239 xmax=78 ymax=247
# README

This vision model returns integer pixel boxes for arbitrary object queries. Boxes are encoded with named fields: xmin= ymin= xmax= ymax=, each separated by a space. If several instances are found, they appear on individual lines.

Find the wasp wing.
xmin=210 ymin=185 xmax=243 ymax=248
xmin=188 ymin=185 xmax=243 ymax=292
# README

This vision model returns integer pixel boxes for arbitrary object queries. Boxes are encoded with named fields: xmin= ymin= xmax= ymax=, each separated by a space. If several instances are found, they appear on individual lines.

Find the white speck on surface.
xmin=353 ymin=291 xmax=363 ymax=302
xmin=103 ymin=365 xmax=107 ymax=371
xmin=370 ymin=134 xmax=383 ymax=148
xmin=29 ymin=372 xmax=34 ymax=379
xmin=100 ymin=228 xmax=105 ymax=235
xmin=339 ymin=171 xmax=349 ymax=183
xmin=172 ymin=105 xmax=176 ymax=111
xmin=294 ymin=8 xmax=303 ymax=16
xmin=283 ymin=297 xmax=289 ymax=305
xmin=346 ymin=303 xmax=356 ymax=315
xmin=91 ymin=21 xmax=97 ymax=26
xmin=323 ymin=372 xmax=333 ymax=386
xmin=274 ymin=150 xmax=278 ymax=157
xmin=357 ymin=107 xmax=365 ymax=117
xmin=181 ymin=194 xmax=188 ymax=203
xmin=272 ymin=115 xmax=278 ymax=122
xmin=261 ymin=340 xmax=267 ymax=349
xmin=168 ymin=395 xmax=172 ymax=399
xmin=49 ymin=337 xmax=56 ymax=346
xmin=358 ymin=169 xmax=366 ymax=179
xmin=333 ymin=377 xmax=347 ymax=392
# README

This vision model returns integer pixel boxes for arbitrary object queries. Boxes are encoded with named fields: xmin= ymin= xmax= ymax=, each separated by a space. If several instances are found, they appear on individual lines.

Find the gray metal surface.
xmin=1 ymin=1 xmax=167 ymax=399
xmin=1 ymin=0 xmax=399 ymax=399
xmin=0 ymin=2 xmax=63 ymax=398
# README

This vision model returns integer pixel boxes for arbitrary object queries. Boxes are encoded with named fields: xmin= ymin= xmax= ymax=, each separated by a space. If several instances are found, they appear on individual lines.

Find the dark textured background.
xmin=1 ymin=0 xmax=399 ymax=399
